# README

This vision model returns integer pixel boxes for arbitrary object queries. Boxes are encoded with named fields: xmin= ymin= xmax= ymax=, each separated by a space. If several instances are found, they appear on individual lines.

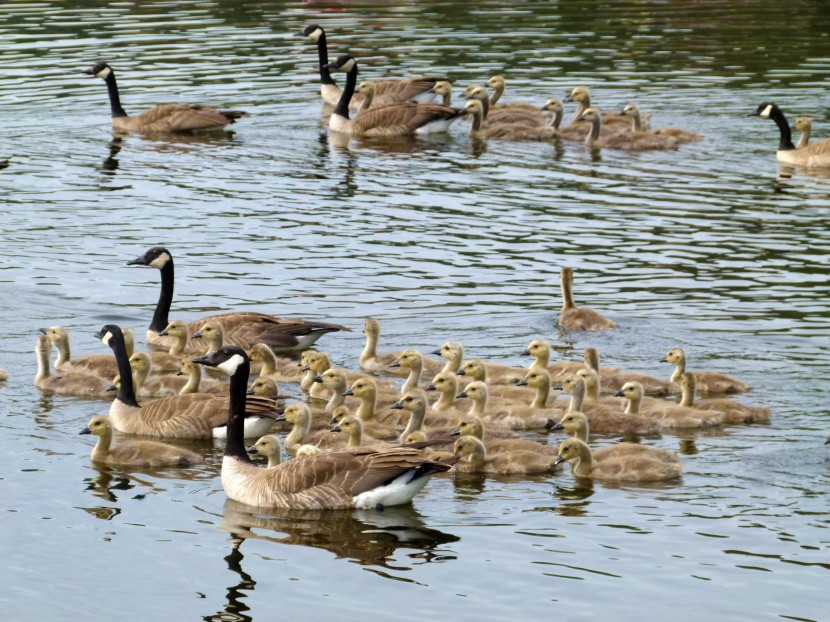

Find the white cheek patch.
xmin=308 ymin=28 xmax=323 ymax=42
xmin=217 ymin=354 xmax=245 ymax=376
xmin=148 ymin=252 xmax=171 ymax=269
xmin=101 ymin=331 xmax=112 ymax=346
xmin=760 ymin=104 xmax=773 ymax=118
xmin=97 ymin=66 xmax=112 ymax=79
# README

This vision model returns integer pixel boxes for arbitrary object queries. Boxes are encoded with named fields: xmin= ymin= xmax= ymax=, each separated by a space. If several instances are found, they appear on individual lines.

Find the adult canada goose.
xmin=34 ymin=335 xmax=113 ymax=397
xmin=554 ymin=437 xmax=681 ymax=482
xmin=751 ymin=102 xmax=830 ymax=167
xmin=795 ymin=116 xmax=812 ymax=149
xmin=44 ymin=325 xmax=124 ymax=379
xmin=80 ymin=415 xmax=203 ymax=467
xmin=424 ymin=371 xmax=471 ymax=414
xmin=83 ymin=62 xmax=248 ymax=133
xmin=99 ymin=324 xmax=279 ymax=439
xmin=615 ymin=381 xmax=721 ymax=429
xmin=331 ymin=415 xmax=392 ymax=450
xmin=577 ymin=107 xmax=678 ymax=151
xmin=452 ymin=436 xmax=558 ymax=475
xmin=296 ymin=25 xmax=441 ymax=109
xmin=177 ymin=359 xmax=229 ymax=395
xmin=249 ymin=434 xmax=284 ymax=468
xmin=557 ymin=375 xmax=661 ymax=435
xmin=247 ymin=343 xmax=304 ymax=383
xmin=127 ymin=246 xmax=349 ymax=351
xmin=458 ymin=381 xmax=554 ymax=430
xmin=678 ymin=373 xmax=770 ymax=425
xmin=462 ymin=99 xmax=558 ymax=141
xmin=196 ymin=345 xmax=454 ymax=509
xmin=463 ymin=85 xmax=548 ymax=126
xmin=661 ymin=347 xmax=750 ymax=394
xmin=558 ymin=268 xmax=617 ymax=332
xmin=583 ymin=347 xmax=671 ymax=397
xmin=551 ymin=411 xmax=678 ymax=463
xmin=453 ymin=416 xmax=557 ymax=456
xmin=323 ymin=55 xmax=462 ymax=137
xmin=621 ymin=104 xmax=702 ymax=144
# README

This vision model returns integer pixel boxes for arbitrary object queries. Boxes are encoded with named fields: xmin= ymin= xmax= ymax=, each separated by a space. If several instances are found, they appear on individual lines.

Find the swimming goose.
xmin=195 ymin=345 xmax=454 ymax=510
xmin=127 ymin=246 xmax=348 ymax=351
xmin=247 ymin=343 xmax=304 ymax=383
xmin=751 ymin=103 xmax=830 ymax=167
xmin=554 ymin=437 xmax=681 ymax=482
xmin=84 ymin=62 xmax=248 ymax=133
xmin=678 ymin=373 xmax=770 ymax=425
xmin=458 ymin=381 xmax=554 ymax=430
xmin=34 ymin=335 xmax=112 ymax=397
xmin=464 ymin=85 xmax=549 ymax=126
xmin=331 ymin=415 xmax=393 ymax=450
xmin=661 ymin=347 xmax=750 ymax=394
xmin=80 ymin=415 xmax=203 ymax=467
xmin=177 ymin=359 xmax=229 ymax=395
xmin=577 ymin=107 xmax=678 ymax=151
xmin=557 ymin=375 xmax=661 ymax=435
xmin=390 ymin=389 xmax=457 ymax=443
xmin=462 ymin=99 xmax=558 ymax=141
xmin=99 ymin=325 xmax=279 ymax=439
xmin=424 ymin=371 xmax=472 ymax=414
xmin=248 ymin=434 xmax=283 ymax=467
xmin=795 ymin=116 xmax=812 ymax=149
xmin=43 ymin=325 xmax=126 ymax=379
xmin=453 ymin=436 xmax=558 ymax=475
xmin=551 ymin=411 xmax=678 ymax=463
xmin=615 ymin=381 xmax=721 ymax=429
xmin=558 ymin=267 xmax=617 ymax=332
xmin=453 ymin=416 xmax=557 ymax=456
xmin=324 ymin=55 xmax=461 ymax=137
xmin=432 ymin=341 xmax=465 ymax=374
xmin=583 ymin=347 xmax=671 ymax=396
xmin=621 ymin=104 xmax=702 ymax=144
xmin=296 ymin=25 xmax=441 ymax=109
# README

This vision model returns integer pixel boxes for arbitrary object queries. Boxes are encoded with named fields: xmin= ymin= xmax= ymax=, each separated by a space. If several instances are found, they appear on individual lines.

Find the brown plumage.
xmin=558 ymin=267 xmax=617 ymax=332
xmin=80 ymin=415 xmax=203 ymax=467
xmin=84 ymin=63 xmax=248 ymax=133
xmin=127 ymin=247 xmax=349 ymax=351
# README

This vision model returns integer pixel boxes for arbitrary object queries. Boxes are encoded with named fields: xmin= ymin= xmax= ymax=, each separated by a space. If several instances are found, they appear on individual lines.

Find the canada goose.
xmin=247 ymin=343 xmax=303 ymax=383
xmin=558 ymin=267 xmax=617 ymax=332
xmin=43 ymin=325 xmax=124 ymax=379
xmin=453 ymin=436 xmax=558 ymax=475
xmin=551 ymin=411 xmax=678 ymax=464
xmin=462 ymin=99 xmax=558 ymax=141
xmin=515 ymin=368 xmax=566 ymax=409
xmin=424 ymin=371 xmax=471 ymax=414
xmin=463 ymin=85 xmax=549 ymax=126
xmin=80 ymin=415 xmax=203 ymax=467
xmin=621 ymin=104 xmax=702 ymax=144
xmin=296 ymin=25 xmax=441 ymax=109
xmin=557 ymin=375 xmax=661 ymax=435
xmin=614 ymin=381 xmax=721 ymax=429
xmin=577 ymin=107 xmax=678 ymax=151
xmin=324 ymin=55 xmax=461 ymax=137
xmin=583 ymin=347 xmax=671 ymax=397
xmin=127 ymin=246 xmax=348 ymax=351
xmin=554 ymin=437 xmax=681 ymax=482
xmin=331 ymin=415 xmax=392 ymax=450
xmin=453 ymin=416 xmax=557 ymax=456
xmin=751 ymin=103 xmax=830 ymax=167
xmin=795 ymin=116 xmax=812 ymax=149
xmin=343 ymin=377 xmax=408 ymax=429
xmin=678 ymin=373 xmax=770 ymax=425
xmin=177 ymin=359 xmax=229 ymax=395
xmin=99 ymin=324 xmax=279 ymax=439
xmin=565 ymin=85 xmax=638 ymax=129
xmin=661 ymin=347 xmax=750 ymax=394
xmin=248 ymin=434 xmax=283 ymax=467
xmin=522 ymin=338 xmax=588 ymax=382
xmin=432 ymin=341 xmax=465 ymax=374
xmin=195 ymin=345 xmax=454 ymax=509
xmin=486 ymin=75 xmax=544 ymax=112
xmin=34 ymin=335 xmax=112 ymax=397
xmin=83 ymin=62 xmax=248 ymax=133
xmin=458 ymin=381 xmax=554 ymax=430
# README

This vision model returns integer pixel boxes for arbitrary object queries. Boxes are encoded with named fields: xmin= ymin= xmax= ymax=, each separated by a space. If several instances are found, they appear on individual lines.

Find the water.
xmin=2 ymin=1 xmax=830 ymax=620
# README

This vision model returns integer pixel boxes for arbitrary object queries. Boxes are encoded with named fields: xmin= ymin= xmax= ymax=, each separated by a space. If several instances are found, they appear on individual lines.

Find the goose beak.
xmin=390 ymin=400 xmax=404 ymax=410
xmin=456 ymin=391 xmax=468 ymax=399
xmin=515 ymin=378 xmax=529 ymax=386
xmin=424 ymin=383 xmax=436 ymax=391
xmin=614 ymin=389 xmax=625 ymax=397
xmin=313 ymin=375 xmax=324 ymax=383
xmin=342 ymin=389 xmax=354 ymax=397
xmin=389 ymin=359 xmax=401 ymax=368
xmin=79 ymin=426 xmax=92 ymax=435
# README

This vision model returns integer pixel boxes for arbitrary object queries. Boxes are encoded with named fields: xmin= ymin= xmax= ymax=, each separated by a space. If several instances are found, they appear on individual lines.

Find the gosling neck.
xmin=530 ymin=376 xmax=550 ymax=409
xmin=103 ymin=69 xmax=128 ymax=118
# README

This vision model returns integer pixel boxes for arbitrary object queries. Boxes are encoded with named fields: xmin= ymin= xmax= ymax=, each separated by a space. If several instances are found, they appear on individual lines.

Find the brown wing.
xmin=354 ymin=103 xmax=459 ymax=136
xmin=126 ymin=104 xmax=232 ymax=132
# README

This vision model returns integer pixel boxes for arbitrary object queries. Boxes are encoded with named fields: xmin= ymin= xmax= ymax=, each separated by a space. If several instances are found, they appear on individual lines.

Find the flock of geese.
xmin=15 ymin=244 xmax=784 ymax=512
xmin=62 ymin=24 xmax=827 ymax=166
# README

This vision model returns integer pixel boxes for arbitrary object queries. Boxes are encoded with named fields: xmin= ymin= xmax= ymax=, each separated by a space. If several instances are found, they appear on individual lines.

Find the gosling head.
xmin=127 ymin=247 xmax=172 ymax=270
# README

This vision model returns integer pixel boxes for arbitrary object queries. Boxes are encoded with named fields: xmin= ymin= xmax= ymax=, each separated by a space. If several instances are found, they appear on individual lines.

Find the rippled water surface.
xmin=2 ymin=1 xmax=830 ymax=620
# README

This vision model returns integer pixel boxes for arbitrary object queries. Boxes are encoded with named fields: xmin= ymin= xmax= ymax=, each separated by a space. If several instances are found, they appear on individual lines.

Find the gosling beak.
xmin=424 ymin=383 xmax=436 ymax=391
xmin=456 ymin=391 xmax=468 ymax=399
xmin=79 ymin=426 xmax=91 ymax=435
xmin=390 ymin=400 xmax=404 ymax=410
xmin=342 ymin=389 xmax=354 ymax=397
xmin=515 ymin=378 xmax=529 ymax=386
xmin=313 ymin=375 xmax=324 ymax=383
xmin=389 ymin=359 xmax=401 ymax=368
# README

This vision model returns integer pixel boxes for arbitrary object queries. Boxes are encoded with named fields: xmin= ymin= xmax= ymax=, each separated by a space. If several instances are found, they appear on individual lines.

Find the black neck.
xmin=225 ymin=359 xmax=253 ymax=462
xmin=149 ymin=258 xmax=174 ymax=333
xmin=316 ymin=31 xmax=336 ymax=86
xmin=770 ymin=106 xmax=795 ymax=151
xmin=333 ymin=63 xmax=357 ymax=119
xmin=110 ymin=329 xmax=140 ymax=408
xmin=104 ymin=70 xmax=128 ymax=118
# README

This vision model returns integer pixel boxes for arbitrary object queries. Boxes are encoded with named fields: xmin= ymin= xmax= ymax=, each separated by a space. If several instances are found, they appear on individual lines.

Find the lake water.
xmin=2 ymin=1 xmax=829 ymax=620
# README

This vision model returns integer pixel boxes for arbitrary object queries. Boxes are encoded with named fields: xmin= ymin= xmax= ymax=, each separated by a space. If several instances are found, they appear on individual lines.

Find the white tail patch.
xmin=760 ymin=104 xmax=773 ymax=118
xmin=217 ymin=353 xmax=245 ymax=376
xmin=148 ymin=252 xmax=171 ymax=269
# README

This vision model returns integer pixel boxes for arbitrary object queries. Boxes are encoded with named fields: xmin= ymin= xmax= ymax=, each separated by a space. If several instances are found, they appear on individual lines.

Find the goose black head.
xmin=192 ymin=346 xmax=249 ymax=376
xmin=127 ymin=246 xmax=172 ymax=269
xmin=84 ymin=62 xmax=112 ymax=78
